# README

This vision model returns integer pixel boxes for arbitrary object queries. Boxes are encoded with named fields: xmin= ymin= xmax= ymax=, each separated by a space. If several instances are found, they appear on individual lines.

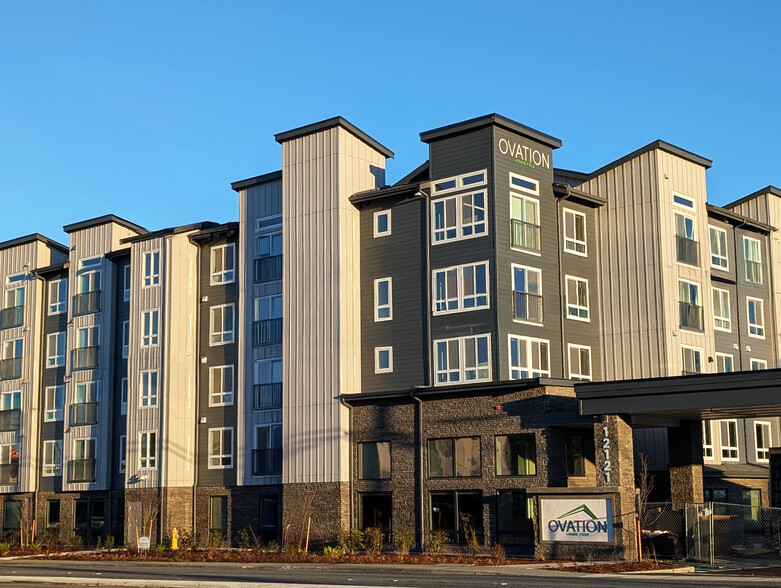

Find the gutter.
xmin=338 ymin=396 xmax=354 ymax=529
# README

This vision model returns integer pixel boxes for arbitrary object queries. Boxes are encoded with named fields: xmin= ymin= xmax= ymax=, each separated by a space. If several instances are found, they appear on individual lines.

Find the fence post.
xmin=709 ymin=502 xmax=714 ymax=567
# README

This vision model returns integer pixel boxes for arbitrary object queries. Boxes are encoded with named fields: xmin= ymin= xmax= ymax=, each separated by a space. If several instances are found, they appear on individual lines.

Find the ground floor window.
xmin=429 ymin=491 xmax=482 ymax=544
xmin=704 ymin=488 xmax=727 ymax=502
xmin=742 ymin=489 xmax=761 ymax=523
xmin=495 ymin=435 xmax=535 ymax=476
xmin=259 ymin=494 xmax=279 ymax=542
xmin=46 ymin=500 xmax=60 ymax=529
xmin=2 ymin=500 xmax=21 ymax=534
xmin=358 ymin=493 xmax=391 ymax=535
xmin=496 ymin=490 xmax=534 ymax=546
xmin=73 ymin=499 xmax=105 ymax=544
xmin=210 ymin=496 xmax=228 ymax=539
xmin=565 ymin=433 xmax=585 ymax=477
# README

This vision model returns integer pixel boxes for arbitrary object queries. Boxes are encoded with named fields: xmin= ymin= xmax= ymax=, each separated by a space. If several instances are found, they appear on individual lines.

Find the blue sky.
xmin=1 ymin=1 xmax=779 ymax=245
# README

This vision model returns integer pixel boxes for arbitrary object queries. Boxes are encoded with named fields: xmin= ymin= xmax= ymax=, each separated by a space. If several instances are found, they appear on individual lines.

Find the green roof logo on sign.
xmin=557 ymin=504 xmax=599 ymax=520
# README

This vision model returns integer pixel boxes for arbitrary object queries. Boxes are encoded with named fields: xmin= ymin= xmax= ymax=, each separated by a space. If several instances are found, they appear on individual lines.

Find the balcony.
xmin=676 ymin=236 xmax=699 ymax=266
xmin=745 ymin=260 xmax=763 ymax=284
xmin=513 ymin=291 xmax=543 ymax=324
xmin=253 ymin=383 xmax=282 ymax=410
xmin=0 ymin=409 xmax=20 ymax=432
xmin=252 ymin=448 xmax=282 ymax=476
xmin=510 ymin=219 xmax=541 ymax=252
xmin=73 ymin=291 xmax=101 ymax=316
xmin=73 ymin=346 xmax=99 ymax=370
xmin=70 ymin=402 xmax=98 ymax=426
xmin=69 ymin=459 xmax=96 ymax=483
xmin=254 ymin=255 xmax=283 ymax=283
xmin=253 ymin=318 xmax=282 ymax=347
xmin=0 ymin=463 xmax=19 ymax=485
xmin=679 ymin=301 xmax=704 ymax=331
xmin=0 ymin=306 xmax=23 ymax=329
xmin=0 ymin=357 xmax=22 ymax=381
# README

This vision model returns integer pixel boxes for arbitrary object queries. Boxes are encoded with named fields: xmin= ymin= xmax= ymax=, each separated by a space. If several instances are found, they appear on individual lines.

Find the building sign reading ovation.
xmin=539 ymin=497 xmax=614 ymax=543
xmin=498 ymin=138 xmax=551 ymax=170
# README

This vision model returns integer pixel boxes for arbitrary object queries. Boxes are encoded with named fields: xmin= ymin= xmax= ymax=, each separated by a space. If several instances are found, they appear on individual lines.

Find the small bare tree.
xmin=636 ymin=453 xmax=658 ymax=560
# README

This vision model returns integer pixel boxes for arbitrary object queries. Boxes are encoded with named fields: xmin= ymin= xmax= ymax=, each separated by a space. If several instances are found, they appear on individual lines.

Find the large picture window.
xmin=495 ymin=435 xmax=536 ymax=476
xmin=358 ymin=442 xmax=391 ymax=480
xmin=427 ymin=437 xmax=480 ymax=478
xmin=434 ymin=334 xmax=490 ymax=385
xmin=508 ymin=335 xmax=550 ymax=379
xmin=433 ymin=262 xmax=489 ymax=314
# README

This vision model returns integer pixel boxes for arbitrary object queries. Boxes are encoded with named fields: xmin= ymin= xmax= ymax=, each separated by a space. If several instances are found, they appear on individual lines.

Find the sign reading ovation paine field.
xmin=498 ymin=137 xmax=551 ymax=169
xmin=540 ymin=497 xmax=614 ymax=543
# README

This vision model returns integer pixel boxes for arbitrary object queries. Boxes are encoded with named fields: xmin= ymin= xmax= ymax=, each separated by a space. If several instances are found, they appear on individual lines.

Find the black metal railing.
xmin=253 ymin=318 xmax=282 ymax=346
xmin=73 ymin=291 xmax=101 ymax=315
xmin=70 ymin=402 xmax=98 ymax=426
xmin=252 ymin=448 xmax=282 ymax=476
xmin=254 ymin=255 xmax=283 ymax=283
xmin=73 ymin=346 xmax=99 ymax=370
xmin=745 ymin=259 xmax=763 ymax=284
xmin=679 ymin=301 xmax=704 ymax=331
xmin=676 ymin=236 xmax=699 ymax=266
xmin=253 ymin=383 xmax=282 ymax=410
xmin=0 ymin=306 xmax=23 ymax=329
xmin=513 ymin=291 xmax=543 ymax=323
xmin=0 ymin=463 xmax=19 ymax=485
xmin=511 ymin=219 xmax=541 ymax=252
xmin=0 ymin=409 xmax=20 ymax=432
xmin=0 ymin=358 xmax=22 ymax=381
xmin=69 ymin=459 xmax=96 ymax=483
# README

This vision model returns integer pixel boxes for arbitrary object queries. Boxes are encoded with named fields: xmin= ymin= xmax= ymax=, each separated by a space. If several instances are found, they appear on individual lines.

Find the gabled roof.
xmin=0 ymin=233 xmax=68 ymax=254
xmin=121 ymin=221 xmax=218 ymax=244
xmin=420 ymin=113 xmax=562 ymax=149
xmin=723 ymin=185 xmax=781 ymax=210
xmin=63 ymin=214 xmax=148 ymax=235
xmin=274 ymin=116 xmax=394 ymax=159
xmin=587 ymin=140 xmax=712 ymax=179
xmin=706 ymin=203 xmax=774 ymax=233
xmin=393 ymin=161 xmax=430 ymax=186
xmin=230 ymin=170 xmax=282 ymax=192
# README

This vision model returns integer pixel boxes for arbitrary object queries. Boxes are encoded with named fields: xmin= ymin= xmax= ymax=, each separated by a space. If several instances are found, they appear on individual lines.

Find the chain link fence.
xmin=640 ymin=502 xmax=686 ymax=558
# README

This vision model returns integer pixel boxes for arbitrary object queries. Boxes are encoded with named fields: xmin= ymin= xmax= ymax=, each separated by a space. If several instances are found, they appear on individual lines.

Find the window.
xmin=44 ymin=385 xmax=64 ymax=421
xmin=705 ymin=488 xmax=727 ymax=502
xmin=122 ymin=321 xmax=129 ymax=358
xmin=709 ymin=226 xmax=728 ymax=270
xmin=76 ymin=325 xmax=98 ymax=348
xmin=512 ymin=265 xmax=542 ymax=324
xmin=210 ymin=243 xmax=235 ymax=285
xmin=495 ymin=434 xmax=536 ymax=476
xmin=42 ymin=440 xmax=62 ymax=476
xmin=48 ymin=278 xmax=67 ymax=314
xmin=3 ymin=500 xmax=20 ymax=532
xmin=678 ymin=279 xmax=702 ymax=331
xmin=432 ymin=191 xmax=487 ymax=243
xmin=139 ymin=431 xmax=157 ymax=469
xmin=254 ymin=359 xmax=282 ymax=410
xmin=509 ymin=335 xmax=550 ymax=379
xmin=120 ymin=378 xmax=128 ymax=415
xmin=675 ymin=212 xmax=698 ymax=266
xmin=432 ymin=170 xmax=486 ymax=195
xmin=721 ymin=420 xmax=739 ymax=460
xmin=139 ymin=370 xmax=158 ymax=407
xmin=358 ymin=442 xmax=391 ymax=480
xmin=744 ymin=237 xmax=763 ymax=284
xmin=255 ymin=214 xmax=282 ymax=231
xmin=563 ymin=209 xmax=587 ymax=255
xmin=375 ymin=347 xmax=393 ymax=374
xmin=358 ymin=493 xmax=391 ymax=534
xmin=712 ymin=288 xmax=731 ymax=331
xmin=46 ymin=500 xmax=60 ymax=529
xmin=210 ymin=304 xmax=235 ymax=345
xmin=673 ymin=192 xmax=695 ymax=208
xmin=119 ymin=435 xmax=126 ymax=473
xmin=77 ymin=265 xmax=100 ymax=293
xmin=742 ymin=489 xmax=761 ymax=523
xmin=254 ymin=424 xmax=282 ymax=476
xmin=0 ymin=443 xmax=19 ymax=485
xmin=208 ymin=427 xmax=234 ymax=469
xmin=565 ymin=433 xmax=586 ymax=477
xmin=75 ymin=381 xmax=97 ymax=404
xmin=433 ymin=262 xmax=489 ymax=314
xmin=568 ymin=344 xmax=592 ymax=381
xmin=123 ymin=264 xmax=130 ymax=301
xmin=715 ymin=353 xmax=734 ymax=373
xmin=755 ymin=422 xmax=771 ymax=462
xmin=750 ymin=358 xmax=767 ymax=371
xmin=2 ymin=338 xmax=23 ymax=378
xmin=427 ymin=437 xmax=480 ymax=478
xmin=497 ymin=490 xmax=533 ymax=546
xmin=5 ymin=274 xmax=25 ymax=314
xmin=434 ymin=334 xmax=490 ymax=385
xmin=374 ymin=210 xmax=391 ymax=237
xmin=510 ymin=189 xmax=540 ymax=251
xmin=140 ymin=310 xmax=159 ymax=346
xmin=702 ymin=421 xmax=714 ymax=459
xmin=46 ymin=332 xmax=66 ymax=367
xmin=210 ymin=496 xmax=228 ymax=538
xmin=142 ymin=251 xmax=160 ymax=287
xmin=681 ymin=345 xmax=703 ymax=375
xmin=374 ymin=278 xmax=392 ymax=321
xmin=71 ymin=438 xmax=95 ymax=483
xmin=430 ymin=491 xmax=482 ymax=544
xmin=0 ymin=390 xmax=19 ymax=410
xmin=747 ymin=297 xmax=765 ymax=338
xmin=565 ymin=276 xmax=589 ymax=321
xmin=3 ymin=338 xmax=22 ymax=360
xmin=209 ymin=365 xmax=234 ymax=406
xmin=73 ymin=438 xmax=95 ymax=460
xmin=257 ymin=232 xmax=282 ymax=257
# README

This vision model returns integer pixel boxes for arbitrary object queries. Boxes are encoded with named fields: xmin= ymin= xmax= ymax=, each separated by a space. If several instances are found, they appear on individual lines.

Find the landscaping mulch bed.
xmin=565 ymin=561 xmax=681 ymax=573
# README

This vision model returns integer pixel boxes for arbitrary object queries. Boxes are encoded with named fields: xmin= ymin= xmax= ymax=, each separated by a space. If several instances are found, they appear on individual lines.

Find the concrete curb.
xmin=623 ymin=565 xmax=696 ymax=574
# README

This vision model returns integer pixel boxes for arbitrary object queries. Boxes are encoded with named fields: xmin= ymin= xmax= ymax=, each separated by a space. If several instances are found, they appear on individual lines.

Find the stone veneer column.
xmin=668 ymin=420 xmax=704 ymax=508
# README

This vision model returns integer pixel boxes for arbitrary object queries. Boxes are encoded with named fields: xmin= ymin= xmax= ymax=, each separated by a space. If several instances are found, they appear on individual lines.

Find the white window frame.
xmin=210 ymin=303 xmax=235 ymax=346
xmin=1 ymin=390 xmax=20 ymax=411
xmin=142 ymin=251 xmax=160 ymax=287
xmin=702 ymin=421 xmax=714 ymax=459
xmin=755 ymin=421 xmax=771 ymax=462
xmin=565 ymin=275 xmax=590 ymax=321
xmin=75 ymin=325 xmax=98 ymax=351
xmin=672 ymin=192 xmax=695 ymax=209
xmin=674 ymin=211 xmax=698 ymax=268
xmin=122 ymin=320 xmax=129 ymax=358
xmin=374 ymin=278 xmax=392 ymax=322
xmin=42 ymin=440 xmax=62 ymax=477
xmin=432 ymin=261 xmax=490 ymax=315
xmin=743 ymin=236 xmax=763 ymax=284
xmin=46 ymin=331 xmax=65 ymax=368
xmin=2 ymin=338 xmax=23 ymax=360
xmin=119 ymin=435 xmax=126 ymax=473
xmin=256 ymin=232 xmax=282 ymax=258
xmin=209 ymin=365 xmax=234 ymax=406
xmin=567 ymin=344 xmax=592 ymax=381
xmin=48 ymin=278 xmax=67 ymax=315
xmin=508 ymin=334 xmax=550 ymax=379
xmin=511 ymin=264 xmax=542 ymax=326
xmin=510 ymin=191 xmax=541 ymax=255
xmin=681 ymin=344 xmax=703 ymax=375
xmin=139 ymin=370 xmax=158 ymax=408
xmin=253 ymin=294 xmax=282 ymax=321
xmin=721 ymin=419 xmax=739 ymax=461
xmin=140 ymin=309 xmax=159 ymax=347
xmin=747 ymin=297 xmax=765 ymax=339
xmin=431 ymin=191 xmax=488 ymax=244
xmin=712 ymin=287 xmax=731 ymax=332
xmin=432 ymin=169 xmax=487 ymax=195
xmin=709 ymin=226 xmax=728 ymax=270
xmin=120 ymin=378 xmax=128 ymax=416
xmin=374 ymin=347 xmax=393 ymax=374
xmin=123 ymin=264 xmax=131 ymax=301
xmin=75 ymin=381 xmax=98 ymax=404
xmin=73 ymin=437 xmax=95 ymax=461
xmin=562 ymin=208 xmax=587 ymax=256
xmin=138 ymin=431 xmax=157 ymax=470
xmin=373 ymin=210 xmax=391 ymax=237
xmin=44 ymin=385 xmax=64 ymax=422
xmin=210 ymin=243 xmax=236 ymax=285
xmin=208 ymin=427 xmax=234 ymax=469
xmin=750 ymin=358 xmax=767 ymax=371
xmin=433 ymin=334 xmax=491 ymax=385
xmin=509 ymin=172 xmax=539 ymax=196
xmin=715 ymin=352 xmax=734 ymax=373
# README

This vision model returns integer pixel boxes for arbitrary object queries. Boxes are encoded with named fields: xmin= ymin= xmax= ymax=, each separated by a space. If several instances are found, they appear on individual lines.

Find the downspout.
xmin=338 ymin=396 xmax=353 ymax=529
xmin=555 ymin=193 xmax=567 ymax=375
xmin=32 ymin=270 xmax=47 ymax=543
xmin=410 ymin=392 xmax=425 ymax=553
xmin=192 ymin=242 xmax=202 ymax=539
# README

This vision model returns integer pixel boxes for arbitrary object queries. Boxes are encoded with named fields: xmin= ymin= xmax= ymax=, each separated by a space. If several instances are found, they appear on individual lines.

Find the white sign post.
xmin=540 ymin=497 xmax=614 ymax=543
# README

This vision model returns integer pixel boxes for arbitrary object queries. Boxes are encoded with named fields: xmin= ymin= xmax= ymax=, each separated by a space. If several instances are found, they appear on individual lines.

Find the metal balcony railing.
xmin=73 ymin=346 xmax=99 ymax=370
xmin=679 ymin=301 xmax=704 ymax=331
xmin=745 ymin=260 xmax=763 ymax=284
xmin=253 ymin=383 xmax=282 ymax=410
xmin=252 ymin=318 xmax=282 ymax=346
xmin=254 ymin=255 xmax=282 ymax=283
xmin=70 ymin=402 xmax=98 ymax=426
xmin=676 ymin=236 xmax=699 ymax=266
xmin=0 ymin=306 xmax=23 ymax=329
xmin=69 ymin=459 xmax=96 ymax=483
xmin=0 ymin=358 xmax=22 ymax=381
xmin=513 ymin=291 xmax=543 ymax=324
xmin=0 ymin=409 xmax=20 ymax=432
xmin=73 ymin=291 xmax=101 ymax=316
xmin=511 ymin=219 xmax=541 ymax=252
xmin=0 ymin=463 xmax=19 ymax=485
xmin=252 ymin=448 xmax=282 ymax=476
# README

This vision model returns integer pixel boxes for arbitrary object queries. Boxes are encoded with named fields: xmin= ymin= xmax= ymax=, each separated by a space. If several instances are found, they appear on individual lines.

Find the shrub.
xmin=207 ymin=530 xmax=223 ymax=552
xmin=70 ymin=534 xmax=84 ymax=550
xmin=178 ymin=529 xmax=198 ymax=551
xmin=265 ymin=540 xmax=280 ymax=553
xmin=490 ymin=543 xmax=505 ymax=559
xmin=154 ymin=544 xmax=166 ymax=554
xmin=393 ymin=525 xmax=415 ymax=556
xmin=29 ymin=540 xmax=42 ymax=553
xmin=96 ymin=535 xmax=103 ymax=549
xmin=463 ymin=525 xmax=480 ymax=556
xmin=105 ymin=535 xmax=115 ymax=551
xmin=0 ymin=542 xmax=10 ymax=555
xmin=427 ymin=530 xmax=450 ymax=554
xmin=323 ymin=545 xmax=343 ymax=557
xmin=337 ymin=528 xmax=364 ymax=555
xmin=237 ymin=528 xmax=250 ymax=550
xmin=363 ymin=527 xmax=383 ymax=556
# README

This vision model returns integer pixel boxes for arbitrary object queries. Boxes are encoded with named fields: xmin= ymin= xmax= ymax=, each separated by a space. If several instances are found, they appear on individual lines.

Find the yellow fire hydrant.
xmin=171 ymin=527 xmax=179 ymax=551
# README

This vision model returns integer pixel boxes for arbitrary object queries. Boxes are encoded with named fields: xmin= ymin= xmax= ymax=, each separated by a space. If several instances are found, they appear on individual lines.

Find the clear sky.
xmin=1 ymin=1 xmax=779 ymax=245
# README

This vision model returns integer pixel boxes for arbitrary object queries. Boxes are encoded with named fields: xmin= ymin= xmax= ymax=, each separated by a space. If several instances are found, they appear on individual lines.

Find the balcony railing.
xmin=253 ymin=318 xmax=282 ymax=346
xmin=745 ymin=260 xmax=763 ymax=284
xmin=254 ymin=255 xmax=283 ymax=283
xmin=0 ymin=409 xmax=21 ymax=432
xmin=73 ymin=346 xmax=99 ymax=370
xmin=0 ymin=358 xmax=22 ymax=381
xmin=252 ymin=448 xmax=282 ymax=476
xmin=73 ymin=291 xmax=101 ymax=316
xmin=253 ymin=383 xmax=282 ymax=410
xmin=70 ymin=402 xmax=98 ymax=426
xmin=676 ymin=236 xmax=699 ymax=266
xmin=513 ymin=291 xmax=543 ymax=324
xmin=679 ymin=301 xmax=704 ymax=331
xmin=0 ymin=306 xmax=23 ymax=329
xmin=70 ymin=459 xmax=96 ymax=483
xmin=511 ymin=219 xmax=541 ymax=252
xmin=0 ymin=463 xmax=19 ymax=485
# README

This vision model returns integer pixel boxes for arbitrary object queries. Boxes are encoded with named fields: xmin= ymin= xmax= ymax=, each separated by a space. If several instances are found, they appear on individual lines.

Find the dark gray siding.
xmin=111 ymin=255 xmax=130 ymax=489
xmin=709 ymin=218 xmax=741 ymax=368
